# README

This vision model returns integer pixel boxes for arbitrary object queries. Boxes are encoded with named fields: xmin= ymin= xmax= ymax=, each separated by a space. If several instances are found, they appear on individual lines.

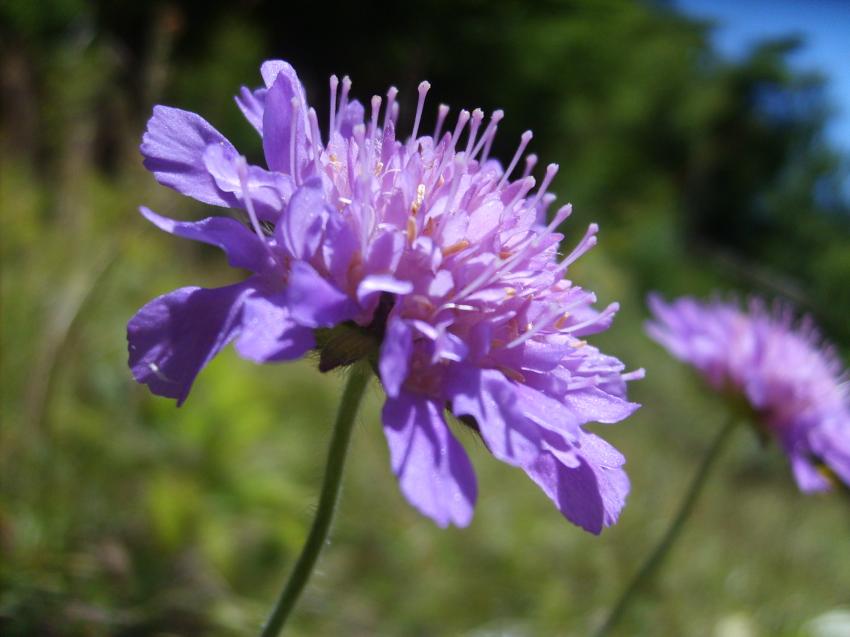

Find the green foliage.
xmin=2 ymin=1 xmax=849 ymax=635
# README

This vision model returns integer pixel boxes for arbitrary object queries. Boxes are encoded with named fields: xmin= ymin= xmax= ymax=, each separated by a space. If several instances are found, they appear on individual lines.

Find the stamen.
xmin=337 ymin=75 xmax=352 ymax=132
xmin=236 ymin=157 xmax=271 ymax=251
xmin=449 ymin=109 xmax=471 ymax=153
xmin=557 ymin=223 xmax=598 ymax=272
xmin=521 ymin=153 xmax=538 ymax=178
xmin=528 ymin=163 xmax=559 ymax=210
xmin=384 ymin=86 xmax=398 ymax=130
xmin=410 ymin=81 xmax=431 ymax=142
xmin=307 ymin=107 xmax=323 ymax=174
xmin=506 ymin=303 xmax=563 ymax=348
xmin=369 ymin=95 xmax=382 ymax=139
xmin=390 ymin=101 xmax=399 ymax=126
xmin=499 ymin=130 xmax=533 ymax=186
xmin=434 ymin=104 xmax=450 ymax=139
xmin=464 ymin=108 xmax=485 ymax=156
xmin=470 ymin=109 xmax=504 ymax=159
xmin=329 ymin=75 xmax=339 ymax=137
xmin=563 ymin=302 xmax=619 ymax=334
xmin=481 ymin=131 xmax=496 ymax=163
xmin=622 ymin=368 xmax=646 ymax=381
xmin=544 ymin=202 xmax=573 ymax=235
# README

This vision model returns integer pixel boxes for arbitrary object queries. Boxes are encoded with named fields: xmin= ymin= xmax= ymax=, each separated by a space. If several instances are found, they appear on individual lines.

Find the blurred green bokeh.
xmin=2 ymin=1 xmax=849 ymax=635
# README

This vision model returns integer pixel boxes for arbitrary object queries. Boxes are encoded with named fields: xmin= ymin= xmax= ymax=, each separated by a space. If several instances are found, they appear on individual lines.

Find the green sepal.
xmin=314 ymin=323 xmax=380 ymax=373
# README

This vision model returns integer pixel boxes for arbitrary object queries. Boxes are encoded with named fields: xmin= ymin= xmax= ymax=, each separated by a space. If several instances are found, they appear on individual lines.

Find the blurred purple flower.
xmin=647 ymin=294 xmax=850 ymax=492
xmin=129 ymin=60 xmax=643 ymax=532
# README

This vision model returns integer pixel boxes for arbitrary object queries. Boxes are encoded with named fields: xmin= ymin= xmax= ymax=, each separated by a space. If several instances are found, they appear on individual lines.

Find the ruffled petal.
xmin=127 ymin=282 xmax=251 ymax=405
xmin=321 ymin=213 xmax=359 ymax=287
xmin=203 ymin=144 xmax=292 ymax=219
xmin=140 ymin=207 xmax=271 ymax=273
xmin=382 ymin=392 xmax=477 ymax=527
xmin=817 ymin=436 xmax=850 ymax=488
xmin=524 ymin=429 xmax=629 ymax=534
xmin=790 ymin=420 xmax=850 ymax=491
xmin=285 ymin=261 xmax=356 ymax=328
xmin=446 ymin=366 xmax=541 ymax=466
xmin=260 ymin=60 xmax=306 ymax=96
xmin=356 ymin=274 xmax=413 ymax=306
xmin=234 ymin=292 xmax=315 ymax=363
xmin=561 ymin=386 xmax=640 ymax=426
xmin=235 ymin=86 xmax=266 ymax=134
xmin=262 ymin=64 xmax=310 ymax=174
xmin=141 ymin=106 xmax=239 ymax=208
xmin=277 ymin=178 xmax=330 ymax=260
xmin=512 ymin=383 xmax=582 ymax=439
xmin=789 ymin=452 xmax=832 ymax=492
xmin=379 ymin=318 xmax=413 ymax=397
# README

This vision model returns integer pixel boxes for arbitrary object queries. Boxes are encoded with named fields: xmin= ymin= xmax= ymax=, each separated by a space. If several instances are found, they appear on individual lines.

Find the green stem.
xmin=260 ymin=362 xmax=371 ymax=637
xmin=594 ymin=418 xmax=738 ymax=637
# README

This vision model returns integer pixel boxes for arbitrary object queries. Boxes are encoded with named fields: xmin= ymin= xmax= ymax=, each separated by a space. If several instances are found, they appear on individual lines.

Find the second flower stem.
xmin=594 ymin=418 xmax=738 ymax=637
xmin=260 ymin=362 xmax=371 ymax=637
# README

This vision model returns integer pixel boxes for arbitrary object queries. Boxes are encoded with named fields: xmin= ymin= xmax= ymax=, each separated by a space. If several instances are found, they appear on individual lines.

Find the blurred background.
xmin=2 ymin=0 xmax=849 ymax=635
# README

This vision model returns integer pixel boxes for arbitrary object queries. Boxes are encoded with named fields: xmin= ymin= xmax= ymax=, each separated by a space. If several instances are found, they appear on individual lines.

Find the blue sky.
xmin=677 ymin=0 xmax=850 ymax=157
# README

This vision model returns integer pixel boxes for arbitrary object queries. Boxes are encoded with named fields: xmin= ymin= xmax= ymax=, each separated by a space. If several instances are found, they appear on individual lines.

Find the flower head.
xmin=130 ymin=60 xmax=643 ymax=532
xmin=647 ymin=294 xmax=850 ymax=492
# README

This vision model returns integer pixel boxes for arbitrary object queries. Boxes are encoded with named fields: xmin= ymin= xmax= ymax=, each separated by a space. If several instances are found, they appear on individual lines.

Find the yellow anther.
xmin=442 ymin=239 xmax=470 ymax=257
xmin=423 ymin=217 xmax=436 ymax=236
xmin=411 ymin=183 xmax=426 ymax=214
xmin=554 ymin=312 xmax=571 ymax=329
xmin=504 ymin=287 xmax=516 ymax=298
xmin=406 ymin=216 xmax=417 ymax=244
xmin=508 ymin=318 xmax=520 ymax=339
xmin=498 ymin=366 xmax=526 ymax=384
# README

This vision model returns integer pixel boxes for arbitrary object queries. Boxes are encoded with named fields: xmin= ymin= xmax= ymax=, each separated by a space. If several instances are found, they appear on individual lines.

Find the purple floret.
xmin=129 ymin=60 xmax=643 ymax=532
xmin=647 ymin=294 xmax=850 ymax=492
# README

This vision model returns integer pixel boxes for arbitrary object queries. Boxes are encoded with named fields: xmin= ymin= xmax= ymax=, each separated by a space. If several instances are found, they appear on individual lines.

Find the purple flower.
xmin=129 ymin=60 xmax=643 ymax=532
xmin=647 ymin=294 xmax=850 ymax=492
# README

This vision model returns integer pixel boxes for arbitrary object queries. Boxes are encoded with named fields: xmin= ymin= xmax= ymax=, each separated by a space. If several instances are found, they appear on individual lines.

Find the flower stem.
xmin=594 ymin=418 xmax=738 ymax=637
xmin=260 ymin=362 xmax=371 ymax=637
